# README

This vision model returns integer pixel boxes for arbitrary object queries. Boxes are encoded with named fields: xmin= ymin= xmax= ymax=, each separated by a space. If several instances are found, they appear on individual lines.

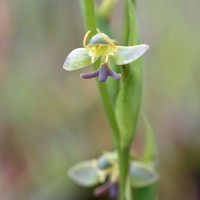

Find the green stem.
xmin=97 ymin=79 xmax=121 ymax=146
xmin=132 ymin=0 xmax=136 ymax=5
xmin=99 ymin=0 xmax=118 ymax=21
xmin=83 ymin=0 xmax=96 ymax=36
xmin=83 ymin=0 xmax=120 ymax=147
xmin=126 ymin=176 xmax=134 ymax=200
xmin=83 ymin=1 xmax=130 ymax=200
xmin=118 ymin=146 xmax=130 ymax=200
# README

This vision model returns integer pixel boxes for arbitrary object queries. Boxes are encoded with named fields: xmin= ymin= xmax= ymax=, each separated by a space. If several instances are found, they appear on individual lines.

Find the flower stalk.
xmin=65 ymin=0 xmax=158 ymax=200
xmin=82 ymin=1 xmax=128 ymax=200
xmin=82 ymin=0 xmax=121 ymax=150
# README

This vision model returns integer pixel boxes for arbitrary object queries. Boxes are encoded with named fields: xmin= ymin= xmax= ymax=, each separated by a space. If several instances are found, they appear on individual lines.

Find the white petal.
xmin=63 ymin=48 xmax=96 ymax=71
xmin=113 ymin=45 xmax=149 ymax=65
xmin=129 ymin=161 xmax=159 ymax=188
xmin=68 ymin=160 xmax=101 ymax=187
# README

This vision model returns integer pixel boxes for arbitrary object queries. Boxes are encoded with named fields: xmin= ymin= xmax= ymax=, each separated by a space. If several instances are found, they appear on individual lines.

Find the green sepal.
xmin=129 ymin=161 xmax=159 ymax=188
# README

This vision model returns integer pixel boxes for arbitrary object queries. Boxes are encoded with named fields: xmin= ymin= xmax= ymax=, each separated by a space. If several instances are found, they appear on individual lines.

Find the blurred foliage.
xmin=0 ymin=0 xmax=200 ymax=199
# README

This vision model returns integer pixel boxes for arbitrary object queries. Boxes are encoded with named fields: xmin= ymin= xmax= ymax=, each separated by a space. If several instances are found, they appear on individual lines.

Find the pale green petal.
xmin=129 ymin=161 xmax=159 ymax=188
xmin=68 ymin=160 xmax=101 ymax=187
xmin=63 ymin=48 xmax=95 ymax=71
xmin=113 ymin=45 xmax=149 ymax=65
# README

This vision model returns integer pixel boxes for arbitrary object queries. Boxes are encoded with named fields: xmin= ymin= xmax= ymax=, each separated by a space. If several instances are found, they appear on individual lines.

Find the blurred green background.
xmin=0 ymin=0 xmax=200 ymax=199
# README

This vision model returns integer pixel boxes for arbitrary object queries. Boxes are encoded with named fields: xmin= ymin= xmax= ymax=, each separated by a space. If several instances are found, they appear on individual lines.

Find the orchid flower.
xmin=68 ymin=152 xmax=159 ymax=198
xmin=63 ymin=29 xmax=149 ymax=82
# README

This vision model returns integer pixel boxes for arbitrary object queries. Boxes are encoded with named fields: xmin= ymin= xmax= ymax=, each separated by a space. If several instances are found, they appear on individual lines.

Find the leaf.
xmin=127 ymin=0 xmax=138 ymax=45
xmin=115 ymin=59 xmax=143 ymax=148
xmin=129 ymin=161 xmax=159 ymax=188
xmin=132 ymin=117 xmax=158 ymax=199
xmin=115 ymin=0 xmax=143 ymax=148
xmin=141 ymin=114 xmax=158 ymax=165
xmin=113 ymin=45 xmax=149 ymax=65
xmin=68 ymin=160 xmax=101 ymax=187
xmin=63 ymin=48 xmax=95 ymax=71
xmin=133 ymin=183 xmax=158 ymax=200
xmin=123 ymin=0 xmax=138 ymax=46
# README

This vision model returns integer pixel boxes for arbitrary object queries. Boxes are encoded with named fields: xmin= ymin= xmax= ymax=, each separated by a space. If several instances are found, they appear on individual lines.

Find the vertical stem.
xmin=132 ymin=0 xmax=136 ymax=5
xmin=83 ymin=0 xmax=120 ymax=147
xmin=82 ymin=1 xmax=136 ymax=200
xmin=118 ymin=146 xmax=130 ymax=200
xmin=126 ymin=175 xmax=134 ymax=200
xmin=83 ymin=1 xmax=129 ymax=200
xmin=83 ymin=0 xmax=96 ymax=36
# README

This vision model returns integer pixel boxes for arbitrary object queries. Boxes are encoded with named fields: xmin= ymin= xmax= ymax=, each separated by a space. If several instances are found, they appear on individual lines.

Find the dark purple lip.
xmin=93 ymin=182 xmax=118 ymax=198
xmin=80 ymin=64 xmax=121 ymax=82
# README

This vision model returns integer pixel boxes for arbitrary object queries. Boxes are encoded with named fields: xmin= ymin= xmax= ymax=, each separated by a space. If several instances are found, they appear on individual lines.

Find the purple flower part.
xmin=94 ymin=182 xmax=118 ymax=198
xmin=98 ymin=64 xmax=110 ymax=82
xmin=109 ymin=70 xmax=121 ymax=80
xmin=80 ymin=64 xmax=121 ymax=82
xmin=93 ymin=182 xmax=110 ymax=197
xmin=109 ymin=182 xmax=118 ymax=198
xmin=80 ymin=70 xmax=99 ymax=79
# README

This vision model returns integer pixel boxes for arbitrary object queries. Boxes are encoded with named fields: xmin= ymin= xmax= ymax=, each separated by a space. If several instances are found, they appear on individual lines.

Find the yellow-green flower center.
xmin=87 ymin=43 xmax=117 ymax=63
xmin=83 ymin=29 xmax=117 ymax=64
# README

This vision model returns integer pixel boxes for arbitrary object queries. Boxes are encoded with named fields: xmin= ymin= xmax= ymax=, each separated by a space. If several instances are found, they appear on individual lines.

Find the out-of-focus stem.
xmin=118 ymin=146 xmax=130 ymax=200
xmin=99 ymin=0 xmax=118 ymax=21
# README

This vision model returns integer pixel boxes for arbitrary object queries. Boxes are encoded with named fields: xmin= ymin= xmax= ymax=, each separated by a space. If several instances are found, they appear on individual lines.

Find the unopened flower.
xmin=63 ymin=29 xmax=149 ymax=82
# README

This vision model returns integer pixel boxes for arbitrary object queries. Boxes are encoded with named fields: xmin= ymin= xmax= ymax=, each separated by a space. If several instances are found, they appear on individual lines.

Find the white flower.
xmin=63 ymin=29 xmax=149 ymax=82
